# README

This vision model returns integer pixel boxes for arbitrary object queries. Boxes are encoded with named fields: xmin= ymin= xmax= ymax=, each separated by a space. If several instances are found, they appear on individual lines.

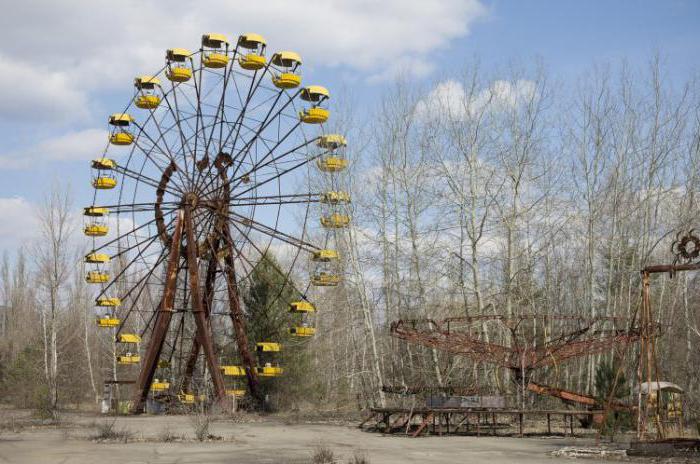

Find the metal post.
xmin=222 ymin=224 xmax=261 ymax=404
xmin=130 ymin=210 xmax=184 ymax=413
xmin=183 ymin=205 xmax=226 ymax=403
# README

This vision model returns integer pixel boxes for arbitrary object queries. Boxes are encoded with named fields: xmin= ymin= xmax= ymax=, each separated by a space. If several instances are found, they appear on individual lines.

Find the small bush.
xmin=347 ymin=452 xmax=370 ymax=464
xmin=93 ymin=419 xmax=132 ymax=443
xmin=312 ymin=444 xmax=335 ymax=464
xmin=190 ymin=412 xmax=211 ymax=442
xmin=158 ymin=426 xmax=182 ymax=442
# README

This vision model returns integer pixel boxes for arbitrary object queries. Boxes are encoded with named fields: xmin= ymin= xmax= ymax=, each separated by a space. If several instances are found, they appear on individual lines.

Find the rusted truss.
xmin=390 ymin=314 xmax=644 ymax=371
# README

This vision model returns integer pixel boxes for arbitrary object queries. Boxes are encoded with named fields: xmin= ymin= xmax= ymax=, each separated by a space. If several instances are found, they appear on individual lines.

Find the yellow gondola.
xmin=85 ymin=253 xmax=110 ymax=264
xmin=256 ymin=364 xmax=283 ymax=377
xmin=237 ymin=33 xmax=267 ymax=70
xmin=91 ymin=158 xmax=116 ymax=170
xmin=256 ymin=342 xmax=281 ymax=352
xmin=312 ymin=249 xmax=338 ymax=262
xmin=96 ymin=297 xmax=121 ymax=307
xmin=93 ymin=176 xmax=117 ymax=189
xmin=86 ymin=271 xmax=109 ymax=283
xmin=108 ymin=113 xmax=134 ymax=145
xmin=134 ymin=76 xmax=161 ymax=109
xmin=151 ymin=380 xmax=170 ymax=391
xmin=311 ymin=271 xmax=341 ymax=287
xmin=117 ymin=354 xmax=140 ymax=364
xmin=221 ymin=365 xmax=246 ymax=376
xmin=225 ymin=389 xmax=246 ymax=398
xmin=202 ymin=33 xmax=229 ymax=68
xmin=289 ymin=326 xmax=316 ymax=337
xmin=118 ymin=333 xmax=141 ymax=343
xmin=270 ymin=51 xmax=302 ymax=89
xmin=109 ymin=132 xmax=134 ymax=146
xmin=317 ymin=156 xmax=348 ymax=173
xmin=321 ymin=213 xmax=350 ymax=228
xmin=178 ymin=392 xmax=195 ymax=404
xmin=84 ymin=223 xmax=109 ymax=237
xmin=96 ymin=316 xmax=120 ymax=328
xmin=299 ymin=85 xmax=330 ymax=124
xmin=289 ymin=301 xmax=315 ymax=313
xmin=166 ymin=48 xmax=193 ymax=82
xmin=84 ymin=206 xmax=109 ymax=216
xmin=317 ymin=134 xmax=347 ymax=150
xmin=320 ymin=191 xmax=351 ymax=204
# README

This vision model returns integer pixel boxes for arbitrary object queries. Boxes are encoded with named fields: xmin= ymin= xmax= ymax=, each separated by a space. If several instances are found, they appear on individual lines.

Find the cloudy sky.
xmin=0 ymin=0 xmax=698 ymax=252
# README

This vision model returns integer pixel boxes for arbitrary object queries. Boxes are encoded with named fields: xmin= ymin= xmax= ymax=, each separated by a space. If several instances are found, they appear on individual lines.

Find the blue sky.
xmin=0 ymin=0 xmax=698 ymax=252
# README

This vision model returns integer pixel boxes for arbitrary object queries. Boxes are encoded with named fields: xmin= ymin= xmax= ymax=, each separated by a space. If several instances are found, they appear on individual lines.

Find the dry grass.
xmin=312 ymin=444 xmax=336 ymax=463
xmin=92 ymin=419 xmax=132 ymax=443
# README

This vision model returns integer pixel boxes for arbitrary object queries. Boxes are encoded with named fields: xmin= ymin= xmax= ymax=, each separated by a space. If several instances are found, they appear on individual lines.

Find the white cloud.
xmin=0 ymin=54 xmax=90 ymax=123
xmin=0 ymin=197 xmax=40 ymax=251
xmin=0 ymin=1 xmax=486 ymax=91
xmin=416 ymin=78 xmax=538 ymax=121
xmin=0 ymin=129 xmax=108 ymax=169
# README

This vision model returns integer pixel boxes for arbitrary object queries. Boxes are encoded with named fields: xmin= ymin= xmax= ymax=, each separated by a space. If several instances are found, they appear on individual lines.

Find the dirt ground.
xmin=0 ymin=410 xmax=659 ymax=464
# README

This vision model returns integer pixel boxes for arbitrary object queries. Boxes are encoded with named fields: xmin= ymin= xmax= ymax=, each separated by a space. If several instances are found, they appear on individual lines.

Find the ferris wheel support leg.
xmin=222 ymin=226 xmax=263 ymax=406
xmin=182 ymin=244 xmax=219 ymax=393
xmin=130 ymin=210 xmax=184 ymax=414
xmin=184 ymin=206 xmax=228 ymax=404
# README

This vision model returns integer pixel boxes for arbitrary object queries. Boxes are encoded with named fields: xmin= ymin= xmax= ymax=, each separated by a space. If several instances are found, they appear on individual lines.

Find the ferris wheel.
xmin=83 ymin=32 xmax=350 ymax=412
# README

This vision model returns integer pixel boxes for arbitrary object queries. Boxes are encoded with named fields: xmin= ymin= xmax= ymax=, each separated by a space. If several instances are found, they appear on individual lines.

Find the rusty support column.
xmin=182 ymin=243 xmax=219 ymax=392
xmin=130 ymin=209 xmax=184 ymax=414
xmin=183 ymin=206 xmax=226 ymax=402
xmin=222 ymin=224 xmax=262 ymax=404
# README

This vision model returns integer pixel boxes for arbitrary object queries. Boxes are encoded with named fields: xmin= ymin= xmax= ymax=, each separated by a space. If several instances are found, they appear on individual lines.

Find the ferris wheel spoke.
xmin=96 ymin=201 xmax=180 ymax=214
xmin=139 ymin=107 xmax=194 ymax=189
xmin=112 ymin=248 xmax=171 ymax=335
xmin=88 ymin=215 xmax=164 ymax=253
xmin=226 ymin=220 xmax=309 ymax=303
xmin=114 ymin=164 xmax=182 ymax=196
xmin=232 ymin=150 xmax=327 ymax=200
xmin=229 ymin=193 xmax=321 ymax=207
xmin=223 ymin=210 xmax=318 ymax=252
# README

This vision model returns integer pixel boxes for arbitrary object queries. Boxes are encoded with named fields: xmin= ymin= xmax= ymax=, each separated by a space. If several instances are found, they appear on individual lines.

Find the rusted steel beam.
xmin=222 ymin=223 xmax=262 ymax=404
xmin=643 ymin=263 xmax=700 ymax=274
xmin=182 ymin=239 xmax=220 ymax=392
xmin=184 ymin=205 xmax=226 ymax=402
xmin=130 ymin=209 xmax=183 ymax=414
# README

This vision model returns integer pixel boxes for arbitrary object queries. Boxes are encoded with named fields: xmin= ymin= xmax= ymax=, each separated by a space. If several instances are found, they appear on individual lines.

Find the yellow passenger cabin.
xmin=320 ymin=191 xmax=351 ymax=204
xmin=85 ymin=271 xmax=109 ymax=283
xmin=92 ymin=176 xmax=117 ymax=189
xmin=237 ymin=33 xmax=267 ymax=70
xmin=312 ymin=249 xmax=339 ymax=262
xmin=202 ymin=33 xmax=230 ymax=68
xmin=256 ymin=342 xmax=281 ymax=353
xmin=84 ymin=223 xmax=108 ymax=237
xmin=221 ymin=365 xmax=246 ymax=376
xmin=85 ymin=253 xmax=110 ymax=264
xmin=96 ymin=316 xmax=120 ymax=328
xmin=165 ymin=48 xmax=193 ymax=82
xmin=225 ymin=389 xmax=246 ymax=398
xmin=134 ymin=76 xmax=161 ymax=109
xmin=317 ymin=134 xmax=347 ymax=150
xmin=289 ymin=326 xmax=316 ymax=337
xmin=270 ymin=51 xmax=302 ymax=89
xmin=117 ymin=354 xmax=140 ymax=364
xmin=289 ymin=301 xmax=315 ymax=313
xmin=96 ymin=297 xmax=121 ymax=307
xmin=91 ymin=158 xmax=116 ymax=170
xmin=118 ymin=333 xmax=141 ymax=344
xmin=84 ymin=206 xmax=109 ymax=217
xmin=317 ymin=156 xmax=348 ymax=173
xmin=311 ymin=271 xmax=341 ymax=287
xmin=178 ymin=392 xmax=195 ymax=404
xmin=256 ymin=364 xmax=283 ymax=377
xmin=321 ymin=213 xmax=350 ymax=228
xmin=299 ymin=86 xmax=330 ymax=124
xmin=151 ymin=380 xmax=170 ymax=391
xmin=108 ymin=114 xmax=135 ymax=145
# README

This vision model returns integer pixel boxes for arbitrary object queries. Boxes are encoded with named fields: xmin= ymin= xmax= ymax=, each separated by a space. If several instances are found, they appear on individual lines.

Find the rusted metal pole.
xmin=130 ymin=209 xmax=184 ymax=414
xmin=183 ymin=205 xmax=226 ymax=403
xmin=182 ymin=243 xmax=219 ymax=393
xmin=222 ymin=224 xmax=262 ymax=404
